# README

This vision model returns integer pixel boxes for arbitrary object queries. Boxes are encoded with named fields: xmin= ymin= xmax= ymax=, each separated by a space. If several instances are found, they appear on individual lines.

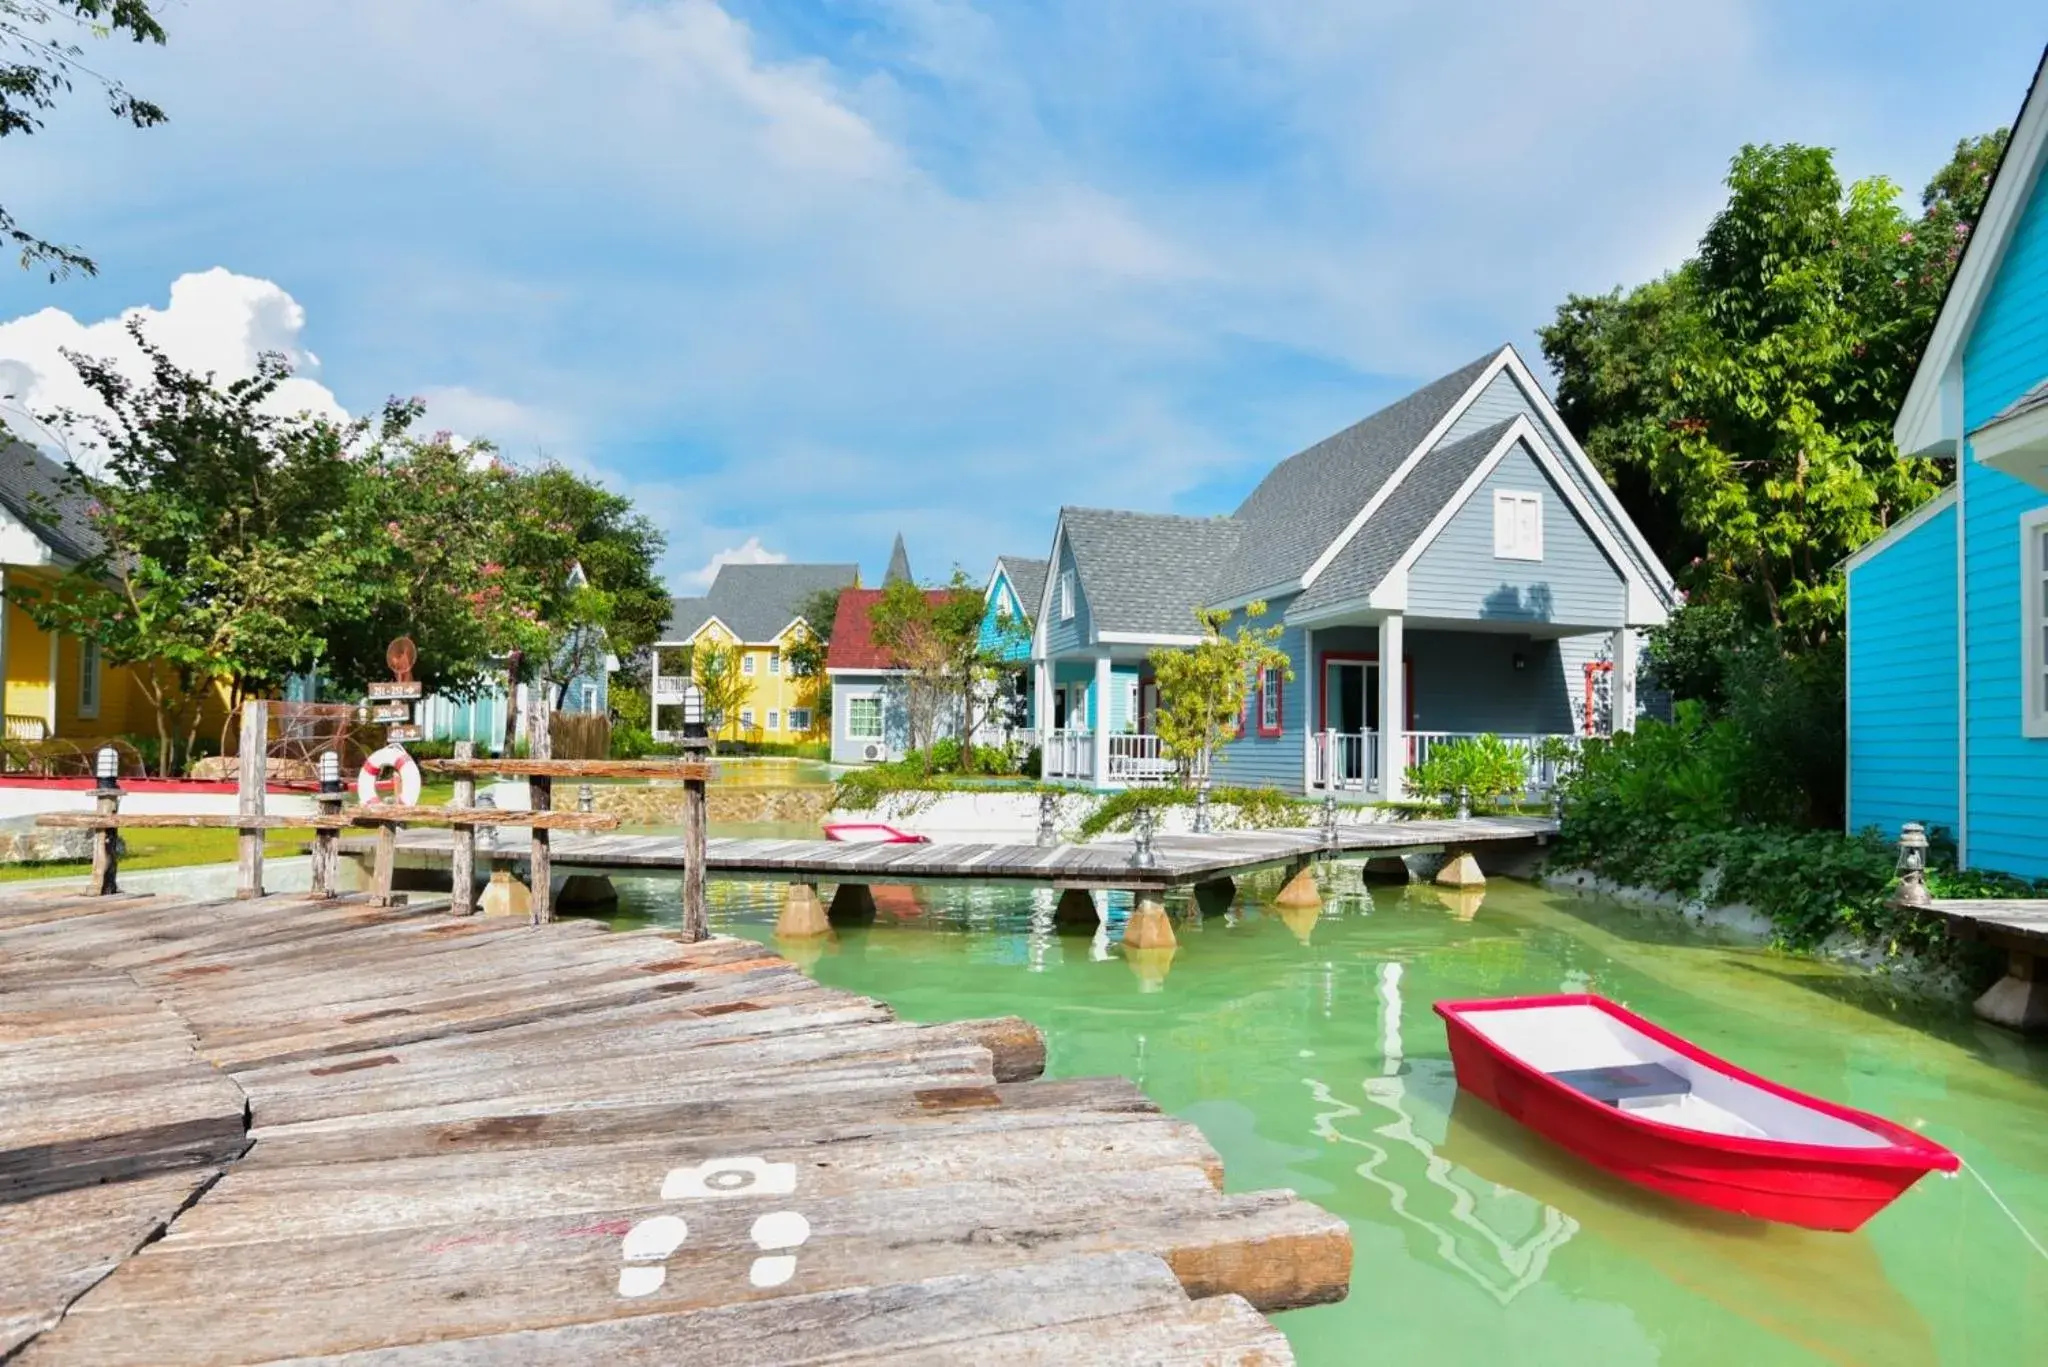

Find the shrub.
xmin=1074 ymin=784 xmax=1316 ymax=839
xmin=609 ymin=724 xmax=654 ymax=759
xmin=1407 ymin=733 xmax=1529 ymax=809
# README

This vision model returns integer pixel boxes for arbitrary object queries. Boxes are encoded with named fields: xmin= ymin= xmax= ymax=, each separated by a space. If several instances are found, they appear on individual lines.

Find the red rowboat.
xmin=821 ymin=822 xmax=930 ymax=845
xmin=1434 ymin=994 xmax=1958 ymax=1232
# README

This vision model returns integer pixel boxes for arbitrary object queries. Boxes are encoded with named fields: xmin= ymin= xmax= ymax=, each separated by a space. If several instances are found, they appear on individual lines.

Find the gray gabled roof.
xmin=1977 ymin=377 xmax=2048 ymax=431
xmin=1288 ymin=419 xmax=1516 ymax=619
xmin=1209 ymin=349 xmax=1501 ymax=602
xmin=660 ymin=561 xmax=859 ymax=644
xmin=994 ymin=555 xmax=1048 ymax=619
xmin=1060 ymin=507 xmax=1242 ymax=637
xmin=0 ymin=438 xmax=104 ymax=564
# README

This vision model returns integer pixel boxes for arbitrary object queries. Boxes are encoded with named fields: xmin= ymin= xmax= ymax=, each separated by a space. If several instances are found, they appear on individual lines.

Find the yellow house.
xmin=0 ymin=440 xmax=226 ymax=757
xmin=650 ymin=561 xmax=858 ymax=744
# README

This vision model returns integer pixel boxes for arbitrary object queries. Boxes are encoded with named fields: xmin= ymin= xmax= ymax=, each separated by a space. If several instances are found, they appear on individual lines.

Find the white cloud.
xmin=0 ymin=269 xmax=347 ymax=458
xmin=682 ymin=537 xmax=789 ymax=590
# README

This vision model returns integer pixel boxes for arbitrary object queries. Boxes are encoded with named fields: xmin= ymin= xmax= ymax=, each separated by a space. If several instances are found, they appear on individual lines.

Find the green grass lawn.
xmin=0 ymin=780 xmax=462 ymax=884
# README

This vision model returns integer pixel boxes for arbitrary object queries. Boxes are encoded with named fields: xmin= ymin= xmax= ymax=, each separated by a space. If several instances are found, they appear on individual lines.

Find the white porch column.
xmin=1034 ymin=656 xmax=1052 ymax=746
xmin=1301 ymin=627 xmax=1317 ymax=791
xmin=648 ymin=648 xmax=663 ymax=740
xmin=1091 ymin=654 xmax=1113 ymax=788
xmin=1379 ymin=613 xmax=1405 ymax=802
xmin=1611 ymin=628 xmax=1638 ymax=733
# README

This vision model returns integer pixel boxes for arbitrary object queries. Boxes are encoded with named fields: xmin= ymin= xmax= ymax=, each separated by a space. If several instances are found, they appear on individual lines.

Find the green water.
xmin=590 ymin=869 xmax=2048 ymax=1366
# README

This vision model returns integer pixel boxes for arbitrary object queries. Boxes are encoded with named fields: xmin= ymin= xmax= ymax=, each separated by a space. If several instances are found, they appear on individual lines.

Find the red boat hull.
xmin=821 ymin=822 xmax=930 ymax=845
xmin=1435 ymin=995 xmax=1958 ymax=1232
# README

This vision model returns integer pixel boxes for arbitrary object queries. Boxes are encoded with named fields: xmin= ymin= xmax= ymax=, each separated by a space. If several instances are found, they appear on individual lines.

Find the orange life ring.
xmin=358 ymin=744 xmax=421 ymax=806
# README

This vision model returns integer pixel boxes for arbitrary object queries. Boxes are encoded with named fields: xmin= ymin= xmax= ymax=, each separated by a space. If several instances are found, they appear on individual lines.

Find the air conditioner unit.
xmin=861 ymin=743 xmax=884 ymax=762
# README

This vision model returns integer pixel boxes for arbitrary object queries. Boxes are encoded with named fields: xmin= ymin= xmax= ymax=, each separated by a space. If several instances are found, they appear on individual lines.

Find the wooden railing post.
xmin=450 ymin=740 xmax=477 ymax=915
xmin=236 ymin=700 xmax=268 ymax=899
xmin=310 ymin=752 xmax=344 ymax=899
xmin=527 ymin=686 xmax=553 ymax=925
xmin=681 ymin=766 xmax=708 ymax=941
xmin=91 ymin=775 xmax=120 ymax=896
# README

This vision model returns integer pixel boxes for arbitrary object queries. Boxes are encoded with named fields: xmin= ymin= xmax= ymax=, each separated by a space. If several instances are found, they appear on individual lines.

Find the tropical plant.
xmin=689 ymin=638 xmax=750 ymax=752
xmin=1149 ymin=602 xmax=1290 ymax=783
xmin=1407 ymin=734 xmax=1529 ymax=810
xmin=867 ymin=571 xmax=1023 ymax=773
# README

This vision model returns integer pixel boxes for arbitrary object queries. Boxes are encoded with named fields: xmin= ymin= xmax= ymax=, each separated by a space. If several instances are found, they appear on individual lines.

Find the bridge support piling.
xmin=1123 ymin=892 xmax=1177 ymax=949
xmin=1054 ymin=887 xmax=1101 ymax=933
xmin=829 ymin=882 xmax=877 ymax=926
xmin=1976 ymin=949 xmax=2048 ymax=1033
xmin=1434 ymin=850 xmax=1487 ymax=889
xmin=777 ymin=881 xmax=830 ymax=938
xmin=1273 ymin=861 xmax=1321 ymax=910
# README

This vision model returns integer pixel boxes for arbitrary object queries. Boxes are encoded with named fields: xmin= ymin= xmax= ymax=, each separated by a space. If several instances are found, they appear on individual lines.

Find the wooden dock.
xmin=1923 ymin=896 xmax=2048 ymax=1033
xmin=348 ymin=815 xmax=1558 ymax=891
xmin=1 ymin=886 xmax=1351 ymax=1363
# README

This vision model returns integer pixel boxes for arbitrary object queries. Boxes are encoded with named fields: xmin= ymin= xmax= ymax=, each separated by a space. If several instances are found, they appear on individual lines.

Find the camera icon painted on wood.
xmin=661 ymin=1155 xmax=798 ymax=1201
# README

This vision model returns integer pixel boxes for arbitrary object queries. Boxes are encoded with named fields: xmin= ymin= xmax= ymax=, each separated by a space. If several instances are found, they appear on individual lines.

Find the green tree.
xmin=3 ymin=1 xmax=168 ymax=279
xmin=690 ymin=637 xmax=749 ymax=752
xmin=785 ymin=585 xmax=843 ymax=728
xmin=1541 ymin=132 xmax=2007 ymax=645
xmin=866 ymin=572 xmax=1017 ymax=771
xmin=1148 ymin=602 xmax=1290 ymax=784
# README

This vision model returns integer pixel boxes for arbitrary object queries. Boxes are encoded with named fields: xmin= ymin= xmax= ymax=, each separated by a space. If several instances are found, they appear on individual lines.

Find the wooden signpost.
xmin=366 ymin=636 xmax=425 ymax=750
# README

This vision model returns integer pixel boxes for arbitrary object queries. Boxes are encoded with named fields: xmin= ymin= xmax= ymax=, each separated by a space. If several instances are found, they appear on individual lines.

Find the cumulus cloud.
xmin=682 ymin=537 xmax=789 ymax=590
xmin=0 ymin=269 xmax=348 ymax=457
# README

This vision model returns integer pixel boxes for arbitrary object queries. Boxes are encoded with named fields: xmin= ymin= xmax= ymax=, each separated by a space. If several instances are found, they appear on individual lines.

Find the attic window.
xmin=1059 ymin=570 xmax=1076 ymax=622
xmin=1494 ymin=490 xmax=1543 ymax=561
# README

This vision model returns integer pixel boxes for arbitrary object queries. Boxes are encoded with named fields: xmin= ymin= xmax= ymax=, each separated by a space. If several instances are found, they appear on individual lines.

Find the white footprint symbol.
xmin=617 ymin=1214 xmax=688 ymax=1298
xmin=748 ymin=1210 xmax=811 ymax=1288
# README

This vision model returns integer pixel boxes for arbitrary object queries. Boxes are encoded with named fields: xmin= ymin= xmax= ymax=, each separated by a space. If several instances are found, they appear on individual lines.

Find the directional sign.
xmin=368 ymin=681 xmax=424 ymax=700
xmin=370 ymin=702 xmax=414 ymax=723
xmin=384 ymin=723 xmax=424 ymax=743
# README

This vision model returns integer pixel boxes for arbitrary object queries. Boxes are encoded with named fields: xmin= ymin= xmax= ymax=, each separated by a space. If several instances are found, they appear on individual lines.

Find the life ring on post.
xmin=358 ymin=745 xmax=422 ymax=806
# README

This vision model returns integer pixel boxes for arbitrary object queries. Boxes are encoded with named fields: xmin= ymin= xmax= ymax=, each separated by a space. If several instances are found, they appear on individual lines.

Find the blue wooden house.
xmin=1030 ymin=344 xmax=1680 ymax=795
xmin=1848 ymin=52 xmax=2048 ymax=880
xmin=978 ymin=555 xmax=1046 ymax=741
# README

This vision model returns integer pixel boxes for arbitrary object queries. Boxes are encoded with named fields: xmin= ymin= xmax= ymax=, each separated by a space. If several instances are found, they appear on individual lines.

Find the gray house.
xmin=1032 ymin=344 xmax=1679 ymax=796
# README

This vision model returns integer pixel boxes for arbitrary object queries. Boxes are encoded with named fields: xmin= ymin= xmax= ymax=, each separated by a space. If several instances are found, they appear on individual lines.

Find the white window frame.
xmin=768 ymin=653 xmax=781 ymax=675
xmin=766 ymin=709 xmax=780 ymax=731
xmin=742 ymin=653 xmax=756 ymax=676
xmin=1059 ymin=569 xmax=1076 ymax=621
xmin=847 ymin=695 xmax=884 ymax=741
xmin=788 ymin=706 xmax=812 ymax=733
xmin=740 ymin=707 xmax=755 ymax=729
xmin=2024 ymin=507 xmax=2048 ymax=738
xmin=1494 ymin=489 xmax=1543 ymax=561
xmin=77 ymin=636 xmax=102 ymax=719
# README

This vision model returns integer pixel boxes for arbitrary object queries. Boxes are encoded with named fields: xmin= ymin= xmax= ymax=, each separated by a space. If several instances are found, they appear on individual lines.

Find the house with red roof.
xmin=825 ymin=584 xmax=949 ymax=764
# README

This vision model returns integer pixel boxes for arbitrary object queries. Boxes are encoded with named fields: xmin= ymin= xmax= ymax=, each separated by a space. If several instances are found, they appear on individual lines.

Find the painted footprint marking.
xmin=617 ymin=1214 xmax=687 ymax=1298
xmin=617 ymin=1157 xmax=812 ymax=1299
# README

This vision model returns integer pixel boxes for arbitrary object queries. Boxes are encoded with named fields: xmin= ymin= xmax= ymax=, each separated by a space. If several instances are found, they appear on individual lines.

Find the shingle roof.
xmin=1977 ymin=377 xmax=2048 ymax=430
xmin=824 ymin=586 xmax=954 ymax=670
xmin=993 ymin=556 xmax=1048 ymax=619
xmin=883 ymin=534 xmax=912 ymax=586
xmin=1289 ymin=420 xmax=1517 ymax=620
xmin=1060 ymin=507 xmax=1242 ymax=637
xmin=1209 ymin=349 xmax=1502 ymax=602
xmin=0 ymin=438 xmax=104 ymax=564
xmin=659 ymin=562 xmax=859 ymax=644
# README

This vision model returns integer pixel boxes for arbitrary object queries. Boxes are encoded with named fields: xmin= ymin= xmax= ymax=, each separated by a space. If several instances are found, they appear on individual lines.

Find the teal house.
xmin=978 ymin=555 xmax=1045 ymax=741
xmin=1849 ymin=51 xmax=2048 ymax=879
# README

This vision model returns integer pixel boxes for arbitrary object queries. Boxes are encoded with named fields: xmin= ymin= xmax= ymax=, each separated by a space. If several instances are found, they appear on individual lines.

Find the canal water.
xmin=588 ymin=863 xmax=2046 ymax=1366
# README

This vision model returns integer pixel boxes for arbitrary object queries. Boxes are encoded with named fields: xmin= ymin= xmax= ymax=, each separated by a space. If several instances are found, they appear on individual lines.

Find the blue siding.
xmin=1308 ymin=624 xmax=1588 ymax=735
xmin=1407 ymin=442 xmax=1626 ymax=626
xmin=1210 ymin=596 xmax=1307 ymax=791
xmin=980 ymin=569 xmax=1033 ymax=662
xmin=1960 ymin=167 xmax=2048 ymax=878
xmin=1846 ymin=504 xmax=1960 ymax=841
xmin=1042 ymin=535 xmax=1092 ymax=656
xmin=1435 ymin=367 xmax=1668 ymax=594
xmin=831 ymin=675 xmax=914 ymax=764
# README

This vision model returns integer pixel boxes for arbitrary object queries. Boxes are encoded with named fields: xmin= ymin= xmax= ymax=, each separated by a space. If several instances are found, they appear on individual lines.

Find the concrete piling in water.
xmin=776 ymin=881 xmax=831 ymax=938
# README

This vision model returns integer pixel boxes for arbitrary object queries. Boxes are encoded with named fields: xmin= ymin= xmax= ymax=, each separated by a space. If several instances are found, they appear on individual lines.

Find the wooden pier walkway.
xmin=1923 ymin=896 xmax=2048 ymax=1032
xmin=1 ymin=885 xmax=1350 ymax=1363
xmin=350 ymin=815 xmax=1558 ymax=891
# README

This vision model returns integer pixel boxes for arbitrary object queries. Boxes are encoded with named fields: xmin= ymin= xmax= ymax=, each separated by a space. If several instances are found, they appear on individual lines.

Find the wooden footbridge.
xmin=1 ymin=884 xmax=1351 ymax=1363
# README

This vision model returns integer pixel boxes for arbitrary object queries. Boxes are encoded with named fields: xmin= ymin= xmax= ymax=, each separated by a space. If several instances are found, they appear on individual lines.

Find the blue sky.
xmin=1 ymin=2 xmax=2041 ymax=589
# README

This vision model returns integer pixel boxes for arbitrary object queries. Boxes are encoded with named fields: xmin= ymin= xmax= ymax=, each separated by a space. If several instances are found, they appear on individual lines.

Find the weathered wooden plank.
xmin=37 ymin=814 xmax=353 ymax=830
xmin=418 ymin=759 xmax=714 ymax=780
xmin=236 ymin=701 xmax=268 ymax=899
xmin=449 ymin=741 xmax=477 ymax=916
xmin=352 ymin=806 xmax=622 ymax=831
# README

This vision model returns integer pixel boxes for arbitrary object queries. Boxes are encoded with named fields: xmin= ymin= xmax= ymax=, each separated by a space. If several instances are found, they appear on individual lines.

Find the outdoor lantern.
xmin=94 ymin=745 xmax=120 ymax=793
xmin=318 ymin=751 xmax=343 ymax=795
xmin=681 ymin=680 xmax=708 ymax=740
xmin=1894 ymin=822 xmax=1932 ymax=908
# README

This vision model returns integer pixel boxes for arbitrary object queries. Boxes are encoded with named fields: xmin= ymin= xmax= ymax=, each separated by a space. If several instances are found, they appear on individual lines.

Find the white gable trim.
xmin=677 ymin=614 xmax=738 ymax=646
xmin=1359 ymin=418 xmax=1666 ymax=625
xmin=1032 ymin=522 xmax=1066 ymax=658
xmin=1897 ymin=51 xmax=2048 ymax=456
xmin=1300 ymin=347 xmax=1513 ymax=591
xmin=1841 ymin=486 xmax=1958 ymax=574
xmin=0 ymin=503 xmax=64 ymax=568
xmin=1495 ymin=348 xmax=1680 ymax=604
xmin=1096 ymin=630 xmax=1206 ymax=646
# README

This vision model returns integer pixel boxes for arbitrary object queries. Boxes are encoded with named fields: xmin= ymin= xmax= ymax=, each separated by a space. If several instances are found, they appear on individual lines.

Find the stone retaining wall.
xmin=587 ymin=784 xmax=834 ymax=828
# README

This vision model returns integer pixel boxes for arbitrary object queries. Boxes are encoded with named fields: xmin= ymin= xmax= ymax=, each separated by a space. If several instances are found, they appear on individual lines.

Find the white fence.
xmin=1041 ymin=729 xmax=1093 ymax=781
xmin=1108 ymin=733 xmax=1175 ymax=786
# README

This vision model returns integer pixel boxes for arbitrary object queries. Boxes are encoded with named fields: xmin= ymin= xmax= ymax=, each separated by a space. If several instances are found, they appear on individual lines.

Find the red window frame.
xmin=1254 ymin=666 xmax=1284 ymax=738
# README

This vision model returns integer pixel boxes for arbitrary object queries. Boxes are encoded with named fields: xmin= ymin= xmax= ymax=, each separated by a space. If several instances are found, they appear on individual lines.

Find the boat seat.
xmin=1548 ymin=1062 xmax=1691 ymax=1109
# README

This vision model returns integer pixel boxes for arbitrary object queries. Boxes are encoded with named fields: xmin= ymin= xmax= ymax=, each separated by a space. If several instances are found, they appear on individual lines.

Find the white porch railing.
xmin=652 ymin=676 xmax=689 ymax=701
xmin=1042 ymin=729 xmax=1093 ymax=781
xmin=1309 ymin=730 xmax=1576 ymax=795
xmin=1108 ymin=733 xmax=1175 ymax=786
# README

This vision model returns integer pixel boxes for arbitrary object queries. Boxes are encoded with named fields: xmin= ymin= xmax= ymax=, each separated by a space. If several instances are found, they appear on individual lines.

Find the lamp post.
xmin=1036 ymin=791 xmax=1057 ymax=848
xmin=1131 ymin=802 xmax=1159 ymax=870
xmin=89 ymin=746 xmax=121 ymax=896
xmin=1320 ymin=793 xmax=1339 ymax=847
xmin=1893 ymin=822 xmax=1932 ymax=909
xmin=311 ymin=751 xmax=345 ymax=899
xmin=680 ymin=679 xmax=711 ymax=941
